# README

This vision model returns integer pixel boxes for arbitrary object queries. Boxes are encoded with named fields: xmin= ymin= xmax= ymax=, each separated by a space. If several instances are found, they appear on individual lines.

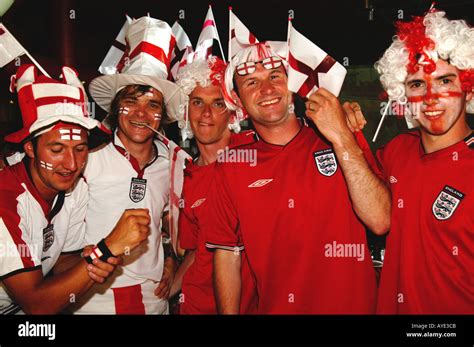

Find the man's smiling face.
xmin=406 ymin=59 xmax=472 ymax=136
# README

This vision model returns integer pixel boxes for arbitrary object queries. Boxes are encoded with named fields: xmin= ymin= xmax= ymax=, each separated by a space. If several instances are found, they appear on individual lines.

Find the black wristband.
xmin=84 ymin=239 xmax=115 ymax=264
xmin=97 ymin=239 xmax=116 ymax=260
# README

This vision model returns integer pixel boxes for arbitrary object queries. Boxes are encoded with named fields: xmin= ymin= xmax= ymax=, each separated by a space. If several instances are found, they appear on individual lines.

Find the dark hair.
xmin=108 ymin=85 xmax=168 ymax=131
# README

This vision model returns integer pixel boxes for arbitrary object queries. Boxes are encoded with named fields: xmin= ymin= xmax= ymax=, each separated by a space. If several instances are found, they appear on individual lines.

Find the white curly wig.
xmin=375 ymin=10 xmax=474 ymax=114
xmin=176 ymin=56 xmax=240 ymax=141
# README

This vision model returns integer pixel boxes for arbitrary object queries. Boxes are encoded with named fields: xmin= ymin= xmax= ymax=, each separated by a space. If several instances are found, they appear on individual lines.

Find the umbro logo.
xmin=191 ymin=198 xmax=206 ymax=208
xmin=248 ymin=179 xmax=273 ymax=188
xmin=389 ymin=176 xmax=398 ymax=184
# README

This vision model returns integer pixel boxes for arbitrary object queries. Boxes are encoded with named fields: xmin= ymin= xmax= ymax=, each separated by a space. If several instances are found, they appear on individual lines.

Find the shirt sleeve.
xmin=204 ymin=165 xmax=244 ymax=252
xmin=0 ymin=207 xmax=42 ymax=279
xmin=62 ymin=179 xmax=88 ymax=252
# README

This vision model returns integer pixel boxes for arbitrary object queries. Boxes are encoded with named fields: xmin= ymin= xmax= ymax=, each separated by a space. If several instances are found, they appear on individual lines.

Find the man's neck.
xmin=117 ymin=132 xmax=154 ymax=169
xmin=253 ymin=113 xmax=301 ymax=146
xmin=28 ymin=160 xmax=57 ymax=206
xmin=421 ymin=121 xmax=471 ymax=154
xmin=196 ymin=131 xmax=232 ymax=166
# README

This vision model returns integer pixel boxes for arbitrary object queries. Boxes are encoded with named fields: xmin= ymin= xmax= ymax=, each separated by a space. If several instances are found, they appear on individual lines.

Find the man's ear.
xmin=23 ymin=141 xmax=35 ymax=159
xmin=230 ymin=90 xmax=244 ymax=109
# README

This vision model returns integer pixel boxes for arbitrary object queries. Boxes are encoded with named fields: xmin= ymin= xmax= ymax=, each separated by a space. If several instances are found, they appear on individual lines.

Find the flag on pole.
xmin=193 ymin=5 xmax=224 ymax=62
xmin=0 ymin=23 xmax=25 ymax=67
xmin=287 ymin=23 xmax=346 ymax=98
xmin=98 ymin=15 xmax=132 ymax=75
xmin=170 ymin=21 xmax=193 ymax=81
xmin=228 ymin=10 xmax=258 ymax=60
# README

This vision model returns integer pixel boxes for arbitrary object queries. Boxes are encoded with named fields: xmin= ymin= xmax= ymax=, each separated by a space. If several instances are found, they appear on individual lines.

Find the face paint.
xmin=154 ymin=113 xmax=162 ymax=121
xmin=119 ymin=107 xmax=129 ymax=115
xmin=40 ymin=160 xmax=53 ymax=170
xmin=145 ymin=87 xmax=155 ymax=98
xmin=407 ymin=73 xmax=464 ymax=104
xmin=59 ymin=128 xmax=83 ymax=141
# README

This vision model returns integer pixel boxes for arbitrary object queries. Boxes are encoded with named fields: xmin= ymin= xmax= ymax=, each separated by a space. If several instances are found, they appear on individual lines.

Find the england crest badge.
xmin=313 ymin=149 xmax=338 ymax=177
xmin=130 ymin=177 xmax=147 ymax=203
xmin=43 ymin=224 xmax=54 ymax=252
xmin=432 ymin=185 xmax=464 ymax=221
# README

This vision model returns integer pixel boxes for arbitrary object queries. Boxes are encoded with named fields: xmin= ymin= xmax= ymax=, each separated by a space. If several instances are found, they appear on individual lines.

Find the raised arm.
xmin=305 ymin=88 xmax=391 ymax=235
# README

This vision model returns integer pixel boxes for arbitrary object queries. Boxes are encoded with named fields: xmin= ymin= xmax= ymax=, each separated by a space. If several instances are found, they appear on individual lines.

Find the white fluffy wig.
xmin=176 ymin=56 xmax=240 ymax=141
xmin=375 ymin=10 xmax=474 ymax=113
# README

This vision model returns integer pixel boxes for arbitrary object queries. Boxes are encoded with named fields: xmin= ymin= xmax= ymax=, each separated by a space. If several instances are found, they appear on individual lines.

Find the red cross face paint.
xmin=40 ymin=160 xmax=53 ymax=170
xmin=59 ymin=128 xmax=83 ymax=141
xmin=119 ymin=107 xmax=130 ymax=115
xmin=405 ymin=59 xmax=471 ymax=135
xmin=30 ymin=126 xmax=89 ymax=196
xmin=116 ymin=87 xmax=164 ymax=146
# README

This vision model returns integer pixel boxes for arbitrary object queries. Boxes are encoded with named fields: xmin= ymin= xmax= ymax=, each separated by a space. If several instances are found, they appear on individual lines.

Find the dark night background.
xmin=1 ymin=0 xmax=473 ymax=150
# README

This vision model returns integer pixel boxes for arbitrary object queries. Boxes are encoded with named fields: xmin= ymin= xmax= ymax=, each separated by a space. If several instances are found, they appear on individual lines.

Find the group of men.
xmin=0 ymin=8 xmax=472 ymax=314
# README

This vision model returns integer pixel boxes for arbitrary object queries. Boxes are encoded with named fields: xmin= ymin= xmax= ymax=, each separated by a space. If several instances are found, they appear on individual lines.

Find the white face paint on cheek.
xmin=154 ymin=113 xmax=162 ymax=121
xmin=119 ymin=107 xmax=130 ymax=115
xmin=40 ymin=160 xmax=53 ymax=170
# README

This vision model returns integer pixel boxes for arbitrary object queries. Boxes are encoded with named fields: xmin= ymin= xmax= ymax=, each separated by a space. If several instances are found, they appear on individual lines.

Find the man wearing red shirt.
xmin=205 ymin=42 xmax=391 ymax=314
xmin=173 ymin=56 xmax=258 ymax=314
xmin=375 ymin=10 xmax=474 ymax=313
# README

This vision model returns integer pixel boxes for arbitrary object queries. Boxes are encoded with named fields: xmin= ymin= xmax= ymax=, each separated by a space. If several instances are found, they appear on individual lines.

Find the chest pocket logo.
xmin=313 ymin=149 xmax=338 ymax=177
xmin=432 ymin=185 xmax=465 ymax=221
xmin=130 ymin=178 xmax=147 ymax=203
xmin=42 ymin=224 xmax=55 ymax=252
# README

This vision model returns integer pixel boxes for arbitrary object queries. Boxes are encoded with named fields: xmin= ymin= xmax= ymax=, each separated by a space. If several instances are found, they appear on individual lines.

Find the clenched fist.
xmin=104 ymin=208 xmax=151 ymax=256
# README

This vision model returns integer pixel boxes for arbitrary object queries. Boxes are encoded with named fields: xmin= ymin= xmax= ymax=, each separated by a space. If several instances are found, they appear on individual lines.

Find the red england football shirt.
xmin=179 ymin=131 xmax=258 ymax=314
xmin=205 ymin=124 xmax=377 ymax=314
xmin=376 ymin=131 xmax=474 ymax=314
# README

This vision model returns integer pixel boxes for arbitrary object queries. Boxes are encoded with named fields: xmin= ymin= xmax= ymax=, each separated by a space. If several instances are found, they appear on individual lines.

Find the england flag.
xmin=228 ymin=9 xmax=258 ymax=60
xmin=170 ymin=21 xmax=193 ymax=80
xmin=287 ymin=23 xmax=346 ymax=98
xmin=98 ymin=15 xmax=132 ymax=74
xmin=0 ymin=23 xmax=26 ymax=68
xmin=192 ymin=5 xmax=222 ymax=62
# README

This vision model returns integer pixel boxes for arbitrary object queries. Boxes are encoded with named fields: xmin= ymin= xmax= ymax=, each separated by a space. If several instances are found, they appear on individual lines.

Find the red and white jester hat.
xmin=5 ymin=64 xmax=110 ymax=148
